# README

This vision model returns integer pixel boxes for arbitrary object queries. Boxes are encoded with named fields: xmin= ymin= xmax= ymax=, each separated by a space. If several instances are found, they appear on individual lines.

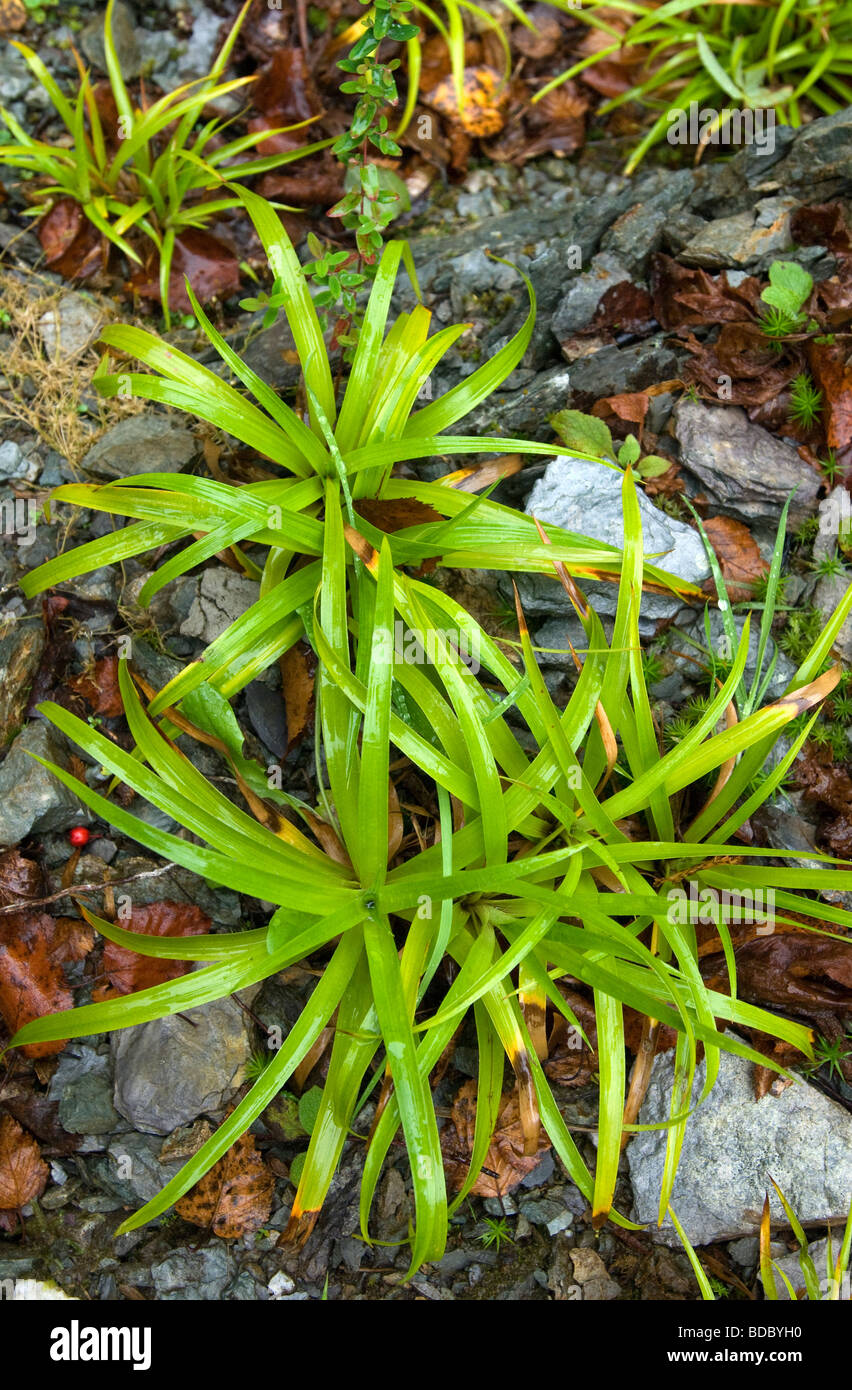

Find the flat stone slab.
xmin=628 ymin=1052 xmax=852 ymax=1246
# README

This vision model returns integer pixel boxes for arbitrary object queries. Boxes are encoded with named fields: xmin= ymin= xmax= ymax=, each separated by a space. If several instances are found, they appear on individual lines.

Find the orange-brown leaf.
xmin=0 ymin=896 xmax=94 ymax=1058
xmin=280 ymin=639 xmax=316 ymax=753
xmin=175 ymin=1132 xmax=274 ymax=1239
xmin=441 ymin=1080 xmax=550 ymax=1198
xmin=425 ymin=67 xmax=506 ymax=136
xmin=354 ymin=497 xmax=442 ymax=532
xmin=702 ymin=515 xmax=768 ymax=603
xmin=70 ymin=655 xmax=123 ymax=718
xmin=92 ymin=900 xmax=210 ymax=1002
xmin=0 ymin=1115 xmax=49 ymax=1211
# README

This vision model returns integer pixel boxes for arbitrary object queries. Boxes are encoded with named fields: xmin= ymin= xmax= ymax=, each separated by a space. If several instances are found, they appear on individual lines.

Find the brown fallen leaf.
xmin=130 ymin=227 xmax=241 ymax=313
xmin=69 ymin=655 xmax=123 ymax=719
xmin=587 ymin=283 xmax=656 ymax=338
xmin=175 ymin=1132 xmax=274 ymax=1239
xmin=280 ymin=638 xmax=316 ymax=754
xmin=701 ymin=934 xmax=852 ymax=1021
xmin=0 ymin=1115 xmax=49 ymax=1212
xmin=425 ymin=67 xmax=507 ymax=137
xmin=701 ymin=515 xmax=768 ymax=603
xmin=251 ymin=46 xmax=321 ymax=124
xmin=0 ymin=850 xmax=94 ymax=1057
xmin=592 ymin=389 xmax=650 ymax=432
xmin=440 ymin=1080 xmax=551 ymax=1198
xmin=808 ymin=338 xmax=852 ymax=465
xmin=92 ymin=900 xmax=210 ymax=1002
xmin=354 ymin=497 xmax=442 ymax=532
xmin=0 ymin=0 xmax=27 ymax=33
xmin=650 ymin=254 xmax=761 ymax=330
xmin=37 ymin=198 xmax=103 ymax=281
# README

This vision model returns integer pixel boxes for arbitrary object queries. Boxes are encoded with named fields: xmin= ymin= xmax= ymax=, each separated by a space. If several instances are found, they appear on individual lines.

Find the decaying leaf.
xmin=0 ymin=0 xmax=27 ymax=34
xmin=796 ymin=745 xmax=852 ymax=858
xmin=92 ymin=900 xmax=210 ymax=1002
xmin=702 ymin=515 xmax=768 ymax=603
xmin=425 ymin=67 xmax=507 ymax=137
xmin=280 ymin=638 xmax=316 ymax=753
xmin=701 ymin=934 xmax=852 ymax=1022
xmin=650 ymin=254 xmax=761 ymax=329
xmin=0 ymin=851 xmax=94 ymax=1057
xmin=69 ymin=655 xmax=123 ymax=719
xmin=0 ymin=1115 xmax=49 ymax=1212
xmin=354 ymin=497 xmax=442 ymax=532
xmin=37 ymin=198 xmax=102 ymax=281
xmin=130 ymin=228 xmax=241 ymax=313
xmin=175 ymin=1132 xmax=274 ymax=1238
xmin=441 ymin=1080 xmax=551 ymax=1198
xmin=808 ymin=338 xmax=852 ymax=465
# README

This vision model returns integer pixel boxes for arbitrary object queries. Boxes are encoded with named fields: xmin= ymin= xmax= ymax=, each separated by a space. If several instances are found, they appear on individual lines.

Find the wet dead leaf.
xmin=0 ymin=851 xmax=94 ymax=1058
xmin=92 ymin=900 xmax=210 ymax=1002
xmin=441 ymin=1080 xmax=551 ymax=1198
xmin=354 ymin=497 xmax=442 ymax=532
xmin=175 ymin=1132 xmax=274 ymax=1238
xmin=280 ymin=639 xmax=316 ymax=753
xmin=0 ymin=0 xmax=27 ymax=33
xmin=252 ymin=46 xmax=321 ymax=124
xmin=702 ymin=515 xmax=768 ymax=603
xmin=37 ymin=198 xmax=102 ymax=281
xmin=808 ymin=338 xmax=852 ymax=464
xmin=69 ymin=655 xmax=123 ymax=719
xmin=0 ymin=1115 xmax=49 ymax=1211
xmin=425 ymin=67 xmax=507 ymax=137
xmin=130 ymin=228 xmax=240 ymax=313
xmin=650 ymin=254 xmax=761 ymax=329
xmin=701 ymin=934 xmax=852 ymax=1025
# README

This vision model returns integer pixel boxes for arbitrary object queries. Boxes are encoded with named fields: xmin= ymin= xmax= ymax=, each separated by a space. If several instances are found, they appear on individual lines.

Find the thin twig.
xmin=0 ymin=862 xmax=176 ymax=917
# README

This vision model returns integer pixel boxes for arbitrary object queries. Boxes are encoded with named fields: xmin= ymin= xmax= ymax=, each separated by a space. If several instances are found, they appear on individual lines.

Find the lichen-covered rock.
xmin=628 ymin=1052 xmax=852 ymax=1245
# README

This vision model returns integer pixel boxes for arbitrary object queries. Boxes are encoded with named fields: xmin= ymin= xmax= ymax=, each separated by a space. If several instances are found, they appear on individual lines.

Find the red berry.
xmin=69 ymin=827 xmax=90 ymax=847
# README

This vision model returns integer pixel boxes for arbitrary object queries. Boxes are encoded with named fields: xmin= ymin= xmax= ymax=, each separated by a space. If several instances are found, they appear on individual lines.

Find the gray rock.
xmin=83 ymin=415 xmax=197 ymax=478
xmin=180 ymin=568 xmax=261 ymax=645
xmin=448 ymin=247 xmax=520 ymax=319
xmin=94 ymin=1133 xmax=185 ymax=1205
xmin=81 ymin=2 xmax=141 ymax=78
xmin=518 ymin=456 xmax=710 ymax=631
xmin=552 ymin=253 xmax=631 ymax=343
xmin=770 ymin=107 xmax=852 ymax=200
xmin=670 ymin=608 xmax=796 ymax=703
xmin=565 ymin=335 xmax=685 ymax=404
xmin=680 ymin=197 xmax=798 ymax=271
xmin=38 ymin=294 xmax=102 ymax=360
xmin=177 ymin=8 xmax=223 ymax=80
xmin=673 ymin=400 xmax=820 ymax=528
xmin=519 ymin=1197 xmax=573 ymax=1237
xmin=0 ymin=618 xmax=44 ymax=745
xmin=112 ymin=994 xmax=253 ymax=1134
xmin=628 ymin=1052 xmax=852 ymax=1245
xmin=532 ymin=615 xmax=589 ymax=668
xmin=811 ymin=570 xmax=852 ymax=663
xmin=600 ymin=171 xmax=694 ymax=275
xmin=0 ymin=43 xmax=30 ymax=102
xmin=151 ymin=1245 xmax=233 ymax=1300
xmin=0 ymin=721 xmax=90 ymax=847
xmin=0 ymin=440 xmax=39 ymax=482
xmin=48 ymin=1046 xmax=119 ymax=1136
